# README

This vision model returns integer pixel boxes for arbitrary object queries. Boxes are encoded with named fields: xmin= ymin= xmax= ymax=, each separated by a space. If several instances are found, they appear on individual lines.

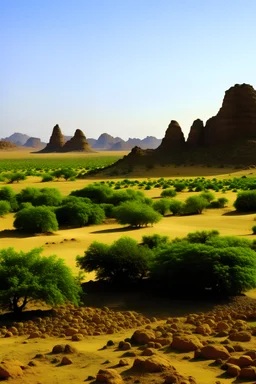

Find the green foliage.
xmin=168 ymin=199 xmax=184 ymax=215
xmin=208 ymin=197 xmax=229 ymax=208
xmin=0 ymin=247 xmax=81 ymax=313
xmin=0 ymin=186 xmax=18 ymax=211
xmin=41 ymin=174 xmax=54 ymax=182
xmin=4 ymin=172 xmax=26 ymax=183
xmin=55 ymin=199 xmax=105 ymax=227
xmin=183 ymin=196 xmax=208 ymax=214
xmin=51 ymin=168 xmax=77 ymax=180
xmin=160 ymin=188 xmax=177 ymax=198
xmin=77 ymin=237 xmax=154 ymax=282
xmin=142 ymin=234 xmax=169 ymax=249
xmin=234 ymin=190 xmax=256 ymax=212
xmin=199 ymin=191 xmax=215 ymax=202
xmin=14 ymin=206 xmax=59 ymax=233
xmin=0 ymin=201 xmax=11 ymax=216
xmin=185 ymin=230 xmax=220 ymax=244
xmin=173 ymin=182 xmax=186 ymax=192
xmin=152 ymin=199 xmax=170 ymax=215
xmin=113 ymin=201 xmax=162 ymax=227
xmin=99 ymin=203 xmax=114 ymax=218
xmin=70 ymin=183 xmax=113 ymax=203
xmin=17 ymin=187 xmax=62 ymax=207
xmin=150 ymin=233 xmax=256 ymax=296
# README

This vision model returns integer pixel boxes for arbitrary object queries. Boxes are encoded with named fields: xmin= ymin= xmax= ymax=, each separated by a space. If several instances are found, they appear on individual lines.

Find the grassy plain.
xmin=1 ymin=150 xmax=256 ymax=384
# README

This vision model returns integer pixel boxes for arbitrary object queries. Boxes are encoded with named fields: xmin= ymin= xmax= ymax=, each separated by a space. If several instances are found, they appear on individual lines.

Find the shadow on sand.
xmin=90 ymin=226 xmax=141 ymax=235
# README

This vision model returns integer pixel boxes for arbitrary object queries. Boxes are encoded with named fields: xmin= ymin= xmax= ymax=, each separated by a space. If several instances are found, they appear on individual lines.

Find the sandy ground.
xmin=1 ymin=153 xmax=256 ymax=383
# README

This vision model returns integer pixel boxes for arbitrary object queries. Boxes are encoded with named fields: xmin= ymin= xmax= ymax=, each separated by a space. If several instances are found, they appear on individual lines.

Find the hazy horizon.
xmin=1 ymin=0 xmax=256 ymax=142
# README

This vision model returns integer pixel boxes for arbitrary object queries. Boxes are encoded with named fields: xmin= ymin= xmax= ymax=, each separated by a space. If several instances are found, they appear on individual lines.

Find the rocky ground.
xmin=2 ymin=296 xmax=256 ymax=383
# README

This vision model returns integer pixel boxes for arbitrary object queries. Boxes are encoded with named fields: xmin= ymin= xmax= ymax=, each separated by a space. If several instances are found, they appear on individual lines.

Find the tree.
xmin=160 ymin=188 xmax=177 ymax=198
xmin=77 ymin=237 xmax=154 ymax=282
xmin=150 ymin=235 xmax=256 ymax=297
xmin=142 ymin=234 xmax=169 ymax=249
xmin=113 ymin=201 xmax=162 ymax=227
xmin=153 ymin=199 xmax=170 ymax=215
xmin=0 ymin=201 xmax=11 ymax=216
xmin=169 ymin=199 xmax=184 ymax=215
xmin=56 ymin=200 xmax=105 ymax=227
xmin=0 ymin=247 xmax=81 ymax=314
xmin=17 ymin=187 xmax=62 ymax=207
xmin=70 ymin=183 xmax=113 ymax=203
xmin=5 ymin=172 xmax=26 ymax=183
xmin=234 ymin=191 xmax=256 ymax=212
xmin=0 ymin=186 xmax=18 ymax=211
xmin=183 ymin=196 xmax=208 ymax=214
xmin=14 ymin=206 xmax=58 ymax=233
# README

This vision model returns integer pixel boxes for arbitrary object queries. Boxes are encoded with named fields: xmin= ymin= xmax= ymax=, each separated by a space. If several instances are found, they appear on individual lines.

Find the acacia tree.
xmin=14 ymin=206 xmax=58 ymax=233
xmin=0 ymin=248 xmax=82 ymax=314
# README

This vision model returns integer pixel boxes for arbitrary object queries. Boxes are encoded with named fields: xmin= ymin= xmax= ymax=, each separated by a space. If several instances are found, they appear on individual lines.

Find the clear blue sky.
xmin=1 ymin=0 xmax=256 ymax=142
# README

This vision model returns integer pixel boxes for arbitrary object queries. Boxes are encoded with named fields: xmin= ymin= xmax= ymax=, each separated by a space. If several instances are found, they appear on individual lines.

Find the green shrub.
xmin=186 ymin=230 xmax=219 ymax=244
xmin=41 ymin=174 xmax=54 ymax=182
xmin=0 ymin=200 xmax=11 ymax=216
xmin=5 ymin=172 xmax=26 ymax=183
xmin=77 ymin=237 xmax=154 ymax=282
xmin=160 ymin=188 xmax=177 ymax=198
xmin=0 ymin=247 xmax=81 ymax=313
xmin=113 ymin=201 xmax=162 ymax=227
xmin=14 ymin=206 xmax=59 ymax=233
xmin=173 ymin=182 xmax=186 ymax=192
xmin=99 ymin=203 xmax=114 ymax=218
xmin=150 ymin=235 xmax=256 ymax=296
xmin=153 ymin=199 xmax=170 ymax=216
xmin=0 ymin=186 xmax=18 ymax=211
xmin=234 ymin=190 xmax=256 ymax=212
xmin=56 ymin=200 xmax=105 ymax=227
xmin=17 ymin=187 xmax=62 ymax=207
xmin=142 ymin=234 xmax=169 ymax=249
xmin=208 ymin=197 xmax=229 ymax=208
xmin=199 ymin=191 xmax=215 ymax=202
xmin=70 ymin=183 xmax=113 ymax=203
xmin=183 ymin=196 xmax=208 ymax=214
xmin=169 ymin=199 xmax=184 ymax=215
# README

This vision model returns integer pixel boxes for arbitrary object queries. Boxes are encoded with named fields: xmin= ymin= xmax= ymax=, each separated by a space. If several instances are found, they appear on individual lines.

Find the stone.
xmin=171 ymin=335 xmax=203 ymax=352
xmin=229 ymin=331 xmax=251 ymax=342
xmin=143 ymin=356 xmax=174 ymax=373
xmin=61 ymin=356 xmax=72 ymax=365
xmin=119 ymin=359 xmax=129 ymax=366
xmin=195 ymin=323 xmax=212 ymax=336
xmin=65 ymin=327 xmax=79 ymax=337
xmin=64 ymin=344 xmax=77 ymax=354
xmin=227 ymin=364 xmax=241 ymax=377
xmin=71 ymin=333 xmax=83 ymax=341
xmin=52 ymin=344 xmax=65 ymax=354
xmin=142 ymin=348 xmax=155 ymax=356
xmin=96 ymin=368 xmax=123 ymax=384
xmin=239 ymin=367 xmax=256 ymax=379
xmin=199 ymin=345 xmax=230 ymax=360
xmin=131 ymin=329 xmax=155 ymax=344
xmin=40 ymin=124 xmax=65 ymax=152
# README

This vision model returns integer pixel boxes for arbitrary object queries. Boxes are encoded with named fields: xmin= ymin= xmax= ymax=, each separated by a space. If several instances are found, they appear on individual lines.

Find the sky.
xmin=1 ymin=0 xmax=256 ymax=142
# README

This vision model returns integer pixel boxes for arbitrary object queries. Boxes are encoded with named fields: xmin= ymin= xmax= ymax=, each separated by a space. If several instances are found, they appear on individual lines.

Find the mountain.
xmin=23 ymin=137 xmax=46 ymax=148
xmin=94 ymin=83 xmax=256 ymax=173
xmin=2 ymin=133 xmax=30 ymax=146
xmin=92 ymin=133 xmax=161 ymax=150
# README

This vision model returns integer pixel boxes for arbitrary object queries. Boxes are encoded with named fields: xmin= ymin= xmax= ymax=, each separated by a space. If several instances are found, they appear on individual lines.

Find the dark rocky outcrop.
xmin=39 ymin=125 xmax=65 ymax=152
xmin=0 ymin=140 xmax=17 ymax=150
xmin=204 ymin=83 xmax=256 ymax=145
xmin=187 ymin=119 xmax=204 ymax=147
xmin=61 ymin=129 xmax=93 ymax=152
xmin=156 ymin=120 xmax=186 ymax=152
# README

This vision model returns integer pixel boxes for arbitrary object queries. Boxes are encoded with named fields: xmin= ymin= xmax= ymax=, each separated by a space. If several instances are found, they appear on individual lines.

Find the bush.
xmin=199 ymin=191 xmax=215 ymax=202
xmin=77 ymin=237 xmax=154 ymax=282
xmin=169 ymin=199 xmax=184 ymax=215
xmin=150 ymin=234 xmax=256 ymax=296
xmin=186 ymin=230 xmax=220 ymax=244
xmin=153 ymin=199 xmax=170 ymax=215
xmin=70 ymin=183 xmax=113 ymax=203
xmin=253 ymin=226 xmax=256 ymax=235
xmin=14 ymin=206 xmax=59 ymax=233
xmin=56 ymin=200 xmax=105 ymax=227
xmin=5 ymin=172 xmax=26 ymax=183
xmin=208 ymin=197 xmax=229 ymax=208
xmin=160 ymin=188 xmax=177 ymax=198
xmin=17 ymin=187 xmax=62 ymax=207
xmin=173 ymin=182 xmax=186 ymax=192
xmin=0 ymin=186 xmax=18 ymax=211
xmin=183 ymin=196 xmax=208 ymax=215
xmin=0 ymin=247 xmax=81 ymax=313
xmin=142 ymin=234 xmax=169 ymax=249
xmin=0 ymin=201 xmax=11 ymax=216
xmin=41 ymin=173 xmax=54 ymax=182
xmin=234 ymin=190 xmax=256 ymax=212
xmin=113 ymin=201 xmax=162 ymax=227
xmin=99 ymin=203 xmax=114 ymax=218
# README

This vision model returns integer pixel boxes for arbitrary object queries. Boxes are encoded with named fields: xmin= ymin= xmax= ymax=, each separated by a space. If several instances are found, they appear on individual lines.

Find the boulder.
xmin=199 ymin=345 xmax=230 ymax=360
xmin=171 ymin=335 xmax=203 ymax=352
xmin=227 ymin=364 xmax=241 ymax=377
xmin=229 ymin=331 xmax=251 ymax=342
xmin=239 ymin=367 xmax=256 ymax=379
xmin=131 ymin=329 xmax=155 ymax=344
xmin=52 ymin=344 xmax=65 ymax=354
xmin=96 ymin=368 xmax=123 ymax=384
xmin=61 ymin=356 xmax=72 ymax=365
xmin=195 ymin=323 xmax=212 ymax=336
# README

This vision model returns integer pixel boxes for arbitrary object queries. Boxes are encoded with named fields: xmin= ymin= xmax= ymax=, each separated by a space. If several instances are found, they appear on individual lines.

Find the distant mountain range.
xmin=1 ymin=132 xmax=162 ymax=150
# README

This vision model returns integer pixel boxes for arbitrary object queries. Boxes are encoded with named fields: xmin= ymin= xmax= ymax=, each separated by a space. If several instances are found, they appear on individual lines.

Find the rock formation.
xmin=204 ymin=83 xmax=256 ymax=145
xmin=61 ymin=129 xmax=93 ymax=152
xmin=157 ymin=120 xmax=186 ymax=152
xmin=23 ymin=137 xmax=44 ymax=148
xmin=40 ymin=125 xmax=65 ymax=152
xmin=0 ymin=140 xmax=17 ymax=150
xmin=187 ymin=119 xmax=204 ymax=147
